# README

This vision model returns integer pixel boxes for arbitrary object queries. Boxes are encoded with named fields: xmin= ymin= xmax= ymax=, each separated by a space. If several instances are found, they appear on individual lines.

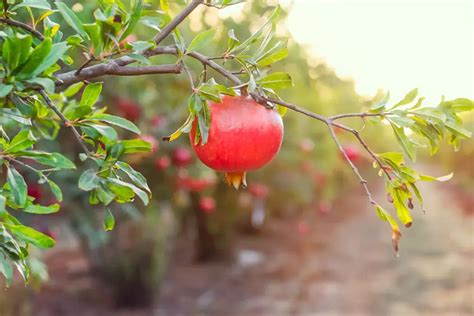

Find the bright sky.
xmin=285 ymin=0 xmax=473 ymax=103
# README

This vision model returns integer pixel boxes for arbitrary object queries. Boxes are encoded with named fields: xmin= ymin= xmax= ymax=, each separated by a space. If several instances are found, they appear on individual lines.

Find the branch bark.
xmin=38 ymin=90 xmax=91 ymax=156
xmin=0 ymin=17 xmax=44 ymax=40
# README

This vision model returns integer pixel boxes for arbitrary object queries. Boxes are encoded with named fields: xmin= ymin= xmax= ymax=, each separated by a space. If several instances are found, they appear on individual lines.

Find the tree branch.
xmin=327 ymin=124 xmax=376 ymax=205
xmin=153 ymin=0 xmax=204 ymax=45
xmin=330 ymin=112 xmax=386 ymax=120
xmin=0 ymin=17 xmax=44 ymax=40
xmin=38 ymin=90 xmax=91 ymax=156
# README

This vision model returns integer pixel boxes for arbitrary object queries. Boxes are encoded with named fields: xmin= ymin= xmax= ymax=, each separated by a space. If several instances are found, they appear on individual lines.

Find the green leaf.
xmin=84 ymin=23 xmax=103 ymax=56
xmin=419 ymin=172 xmax=453 ymax=182
xmin=11 ymin=0 xmax=51 ymax=11
xmin=230 ymin=6 xmax=281 ymax=54
xmin=14 ymin=38 xmax=52 ymax=79
xmin=392 ymin=189 xmax=413 ymax=227
xmin=445 ymin=120 xmax=472 ymax=139
xmin=23 ymin=203 xmax=60 ymax=214
xmin=108 ymin=178 xmax=149 ymax=205
xmin=0 ymin=84 xmax=14 ymax=98
xmin=257 ymin=46 xmax=288 ymax=67
xmin=375 ymin=205 xmax=402 ymax=253
xmin=0 ymin=255 xmax=13 ymax=287
xmin=188 ymin=93 xmax=203 ymax=114
xmin=86 ymin=123 xmax=118 ymax=140
xmin=120 ymin=139 xmax=152 ymax=153
xmin=80 ymin=82 xmax=102 ymax=107
xmin=48 ymin=180 xmax=63 ymax=202
xmin=119 ymin=0 xmax=144 ymax=41
xmin=370 ymin=91 xmax=390 ymax=112
xmin=392 ymin=88 xmax=418 ymax=109
xmin=0 ymin=108 xmax=31 ymax=125
xmin=0 ymin=196 xmax=6 ymax=219
xmin=25 ymin=78 xmax=55 ymax=93
xmin=63 ymin=82 xmax=84 ymax=97
xmin=116 ymin=161 xmax=151 ymax=193
xmin=8 ymin=225 xmax=56 ymax=249
xmin=78 ymin=169 xmax=101 ymax=191
xmin=56 ymin=2 xmax=90 ymax=40
xmin=87 ymin=114 xmax=140 ymax=134
xmin=391 ymin=124 xmax=416 ymax=162
xmin=378 ymin=152 xmax=405 ymax=165
xmin=412 ymin=108 xmax=446 ymax=123
xmin=226 ymin=29 xmax=240 ymax=52
xmin=5 ymin=130 xmax=36 ymax=153
xmin=31 ymin=42 xmax=70 ymax=78
xmin=257 ymin=72 xmax=293 ymax=90
xmin=187 ymin=29 xmax=216 ymax=53
xmin=103 ymin=208 xmax=115 ymax=231
xmin=126 ymin=53 xmax=151 ymax=65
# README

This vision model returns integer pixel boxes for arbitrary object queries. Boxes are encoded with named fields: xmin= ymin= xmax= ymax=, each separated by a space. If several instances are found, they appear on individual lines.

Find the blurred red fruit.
xmin=299 ymin=138 xmax=315 ymax=153
xmin=28 ymin=184 xmax=42 ymax=200
xmin=297 ymin=221 xmax=310 ymax=235
xmin=155 ymin=156 xmax=171 ymax=170
xmin=312 ymin=171 xmax=326 ymax=187
xmin=318 ymin=200 xmax=332 ymax=215
xmin=150 ymin=115 xmax=165 ymax=129
xmin=198 ymin=197 xmax=216 ymax=214
xmin=140 ymin=135 xmax=159 ymax=154
xmin=172 ymin=147 xmax=193 ymax=167
xmin=113 ymin=96 xmax=142 ymax=122
xmin=177 ymin=175 xmax=214 ymax=192
xmin=341 ymin=145 xmax=360 ymax=162
xmin=249 ymin=183 xmax=269 ymax=199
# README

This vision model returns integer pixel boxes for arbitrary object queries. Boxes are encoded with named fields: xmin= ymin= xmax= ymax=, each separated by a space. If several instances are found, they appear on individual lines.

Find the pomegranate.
xmin=299 ymin=138 xmax=315 ymax=153
xmin=249 ymin=183 xmax=269 ymax=200
xmin=114 ymin=96 xmax=142 ymax=122
xmin=28 ymin=184 xmax=42 ymax=201
xmin=154 ymin=156 xmax=171 ymax=170
xmin=172 ymin=147 xmax=193 ymax=167
xmin=341 ymin=145 xmax=360 ymax=162
xmin=198 ymin=197 xmax=216 ymax=214
xmin=190 ymin=96 xmax=283 ymax=189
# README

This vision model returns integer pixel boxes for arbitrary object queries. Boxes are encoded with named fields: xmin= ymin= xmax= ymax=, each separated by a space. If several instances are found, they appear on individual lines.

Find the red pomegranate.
xmin=28 ymin=184 xmax=42 ymax=201
xmin=190 ymin=96 xmax=283 ymax=189
xmin=114 ymin=96 xmax=142 ymax=122
xmin=154 ymin=156 xmax=171 ymax=170
xmin=198 ymin=197 xmax=216 ymax=214
xmin=299 ymin=138 xmax=315 ymax=153
xmin=341 ymin=145 xmax=360 ymax=162
xmin=172 ymin=147 xmax=193 ymax=167
xmin=249 ymin=183 xmax=269 ymax=199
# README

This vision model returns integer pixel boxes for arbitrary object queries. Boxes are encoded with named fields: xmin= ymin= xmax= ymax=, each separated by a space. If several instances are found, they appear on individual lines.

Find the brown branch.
xmin=327 ymin=124 xmax=377 ymax=205
xmin=153 ymin=0 xmax=204 ymax=45
xmin=38 ymin=90 xmax=91 ymax=156
xmin=0 ymin=17 xmax=44 ymax=40
xmin=330 ymin=112 xmax=386 ymax=120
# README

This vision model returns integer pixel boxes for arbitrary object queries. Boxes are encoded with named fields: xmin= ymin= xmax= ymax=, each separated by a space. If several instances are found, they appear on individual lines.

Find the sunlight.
xmin=286 ymin=0 xmax=473 ymax=103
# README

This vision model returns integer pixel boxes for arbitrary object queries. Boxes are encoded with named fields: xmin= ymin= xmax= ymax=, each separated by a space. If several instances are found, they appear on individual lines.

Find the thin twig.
xmin=330 ymin=112 xmax=386 ymax=120
xmin=153 ymin=0 xmax=204 ymax=46
xmin=0 ymin=17 xmax=44 ymax=40
xmin=182 ymin=61 xmax=195 ymax=91
xmin=327 ymin=124 xmax=376 ymax=205
xmin=38 ymin=90 xmax=91 ymax=156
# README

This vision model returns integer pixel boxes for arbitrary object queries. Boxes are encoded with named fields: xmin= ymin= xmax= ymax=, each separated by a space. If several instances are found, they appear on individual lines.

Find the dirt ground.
xmin=16 ymin=180 xmax=474 ymax=316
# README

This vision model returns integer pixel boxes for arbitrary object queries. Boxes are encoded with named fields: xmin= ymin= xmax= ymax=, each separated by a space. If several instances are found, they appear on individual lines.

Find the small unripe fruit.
xmin=198 ymin=197 xmax=216 ymax=214
xmin=172 ymin=147 xmax=193 ymax=167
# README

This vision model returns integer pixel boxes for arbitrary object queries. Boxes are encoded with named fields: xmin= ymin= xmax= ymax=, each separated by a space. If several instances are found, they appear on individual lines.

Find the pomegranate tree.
xmin=190 ymin=96 xmax=284 ymax=189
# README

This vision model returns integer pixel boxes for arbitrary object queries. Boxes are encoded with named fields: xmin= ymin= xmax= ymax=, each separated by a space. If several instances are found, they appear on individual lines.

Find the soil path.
xmin=156 ymin=182 xmax=473 ymax=316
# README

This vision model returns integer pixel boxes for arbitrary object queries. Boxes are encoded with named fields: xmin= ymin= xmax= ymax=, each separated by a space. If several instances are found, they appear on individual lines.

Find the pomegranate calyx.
xmin=224 ymin=172 xmax=247 ymax=189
